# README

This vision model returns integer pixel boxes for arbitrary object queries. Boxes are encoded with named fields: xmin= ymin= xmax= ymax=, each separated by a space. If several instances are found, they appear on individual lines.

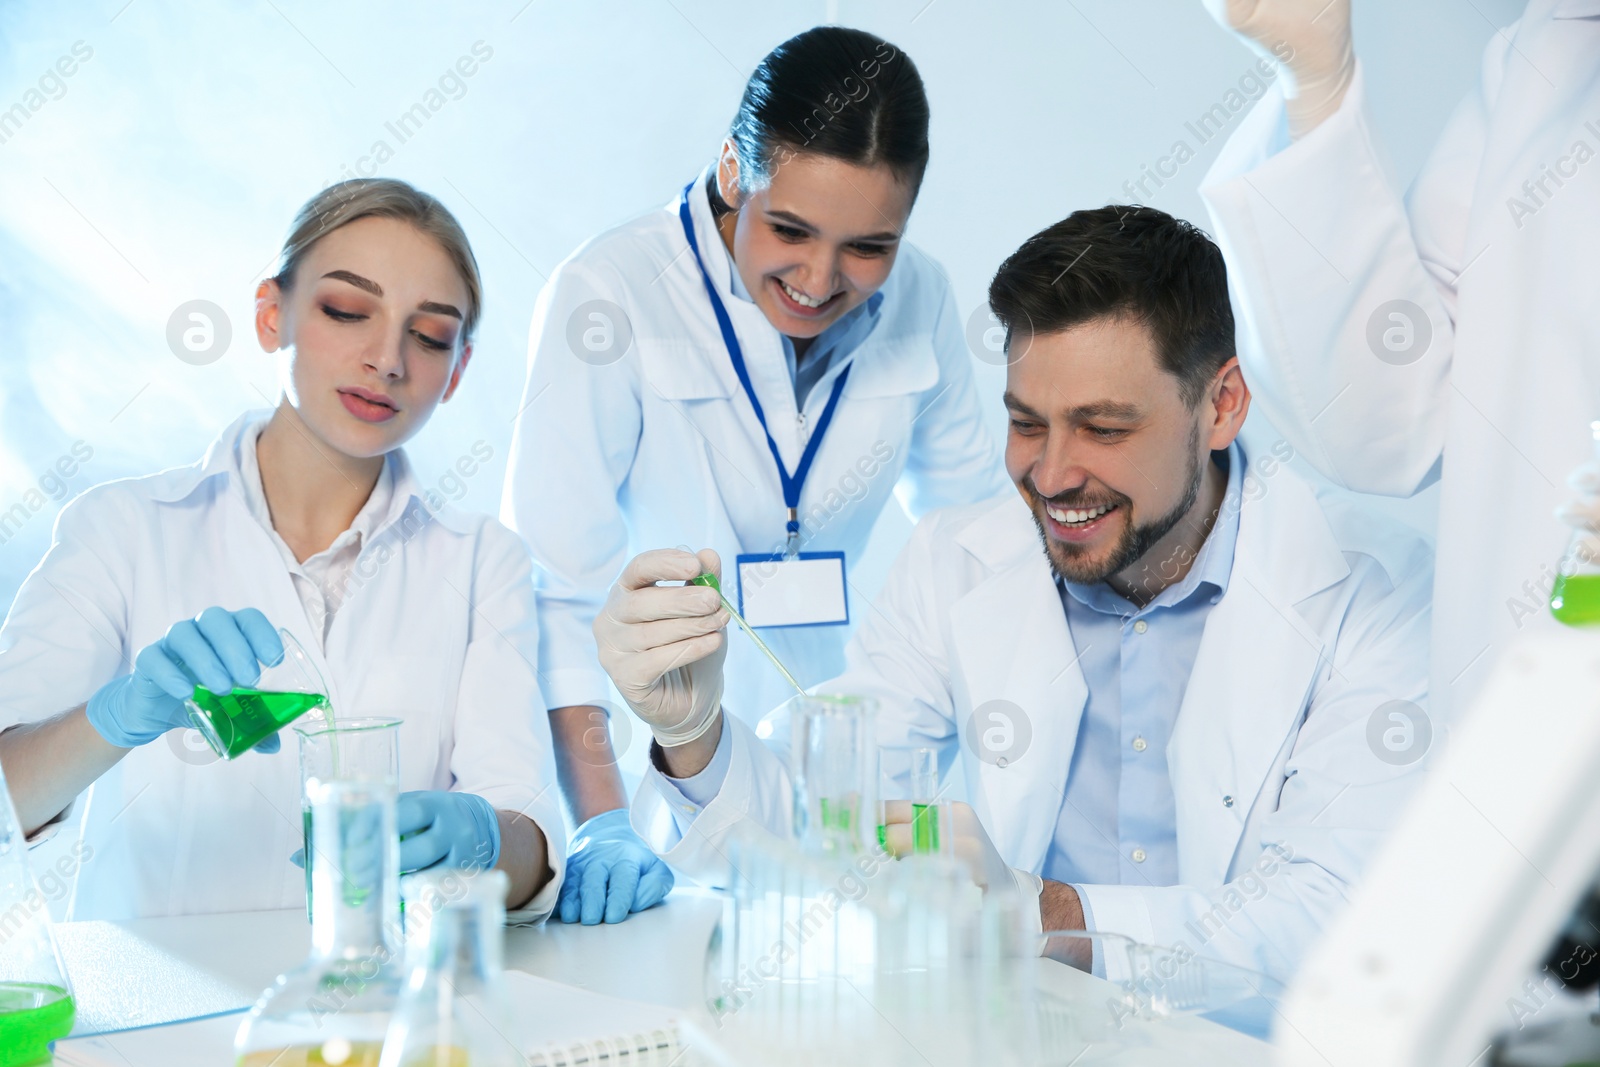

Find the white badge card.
xmin=736 ymin=552 xmax=850 ymax=629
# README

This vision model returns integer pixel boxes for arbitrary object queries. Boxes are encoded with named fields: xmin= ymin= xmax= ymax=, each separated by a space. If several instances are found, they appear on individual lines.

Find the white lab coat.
xmin=1200 ymin=0 xmax=1600 ymax=720
xmin=502 ymin=174 xmax=1008 ymax=727
xmin=0 ymin=413 xmax=565 ymax=922
xmin=636 ymin=448 xmax=1433 ymax=983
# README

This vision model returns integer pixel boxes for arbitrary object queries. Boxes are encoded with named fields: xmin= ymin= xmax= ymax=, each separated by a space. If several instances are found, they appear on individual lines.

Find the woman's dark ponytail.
xmin=727 ymin=27 xmax=930 ymax=195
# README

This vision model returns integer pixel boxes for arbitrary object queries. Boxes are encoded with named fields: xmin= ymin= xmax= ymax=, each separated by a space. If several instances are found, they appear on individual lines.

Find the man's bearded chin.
xmin=1028 ymin=434 xmax=1203 ymax=587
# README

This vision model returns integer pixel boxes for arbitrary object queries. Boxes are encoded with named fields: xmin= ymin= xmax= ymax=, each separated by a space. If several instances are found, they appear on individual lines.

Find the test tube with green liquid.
xmin=875 ymin=746 xmax=941 ymax=854
xmin=909 ymin=747 xmax=940 ymax=854
xmin=690 ymin=572 xmax=806 ymax=696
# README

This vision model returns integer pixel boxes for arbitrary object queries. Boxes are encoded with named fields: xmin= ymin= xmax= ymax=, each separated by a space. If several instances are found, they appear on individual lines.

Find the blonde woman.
xmin=0 ymin=179 xmax=563 ymax=921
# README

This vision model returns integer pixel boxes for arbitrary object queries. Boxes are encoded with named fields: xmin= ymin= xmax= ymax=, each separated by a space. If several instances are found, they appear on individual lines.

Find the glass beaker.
xmin=378 ymin=869 xmax=519 ymax=1067
xmin=187 ymin=627 xmax=330 ymax=760
xmin=876 ymin=746 xmax=945 ymax=856
xmin=790 ymin=694 xmax=876 ymax=854
xmin=235 ymin=778 xmax=402 ymax=1066
xmin=0 ymin=766 xmax=74 ymax=1067
xmin=296 ymin=718 xmax=401 ymax=924
xmin=1553 ymin=421 xmax=1600 ymax=625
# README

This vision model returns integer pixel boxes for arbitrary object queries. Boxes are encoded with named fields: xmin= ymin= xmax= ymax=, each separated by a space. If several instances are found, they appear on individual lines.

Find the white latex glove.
xmin=1202 ymin=0 xmax=1355 ymax=138
xmin=593 ymin=548 xmax=730 ymax=747
xmin=1555 ymin=457 xmax=1600 ymax=564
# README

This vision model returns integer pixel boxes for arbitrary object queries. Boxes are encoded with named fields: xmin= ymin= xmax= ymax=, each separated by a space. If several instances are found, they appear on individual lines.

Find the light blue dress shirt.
xmin=1047 ymin=445 xmax=1243 ymax=919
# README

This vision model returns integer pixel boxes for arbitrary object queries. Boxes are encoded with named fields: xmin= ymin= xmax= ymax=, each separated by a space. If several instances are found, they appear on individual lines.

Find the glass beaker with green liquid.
xmin=296 ymin=718 xmax=400 ymax=924
xmin=0 ymin=762 xmax=75 ymax=1065
xmin=790 ymin=695 xmax=876 ymax=854
xmin=188 ymin=628 xmax=330 ymax=760
xmin=235 ymin=778 xmax=402 ymax=1065
xmin=1553 ymin=422 xmax=1600 ymax=625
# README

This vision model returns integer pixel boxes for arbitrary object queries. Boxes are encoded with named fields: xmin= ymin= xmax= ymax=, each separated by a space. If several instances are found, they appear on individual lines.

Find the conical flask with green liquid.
xmin=0 ymin=762 xmax=75 ymax=1065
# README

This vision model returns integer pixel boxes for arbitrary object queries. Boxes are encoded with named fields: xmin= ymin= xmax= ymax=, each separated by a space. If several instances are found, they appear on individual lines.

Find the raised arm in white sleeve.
xmin=1200 ymin=45 xmax=1509 ymax=496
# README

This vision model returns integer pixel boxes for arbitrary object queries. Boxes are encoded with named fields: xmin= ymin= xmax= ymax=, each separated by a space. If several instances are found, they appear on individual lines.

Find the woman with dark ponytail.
xmin=503 ymin=27 xmax=1007 ymax=925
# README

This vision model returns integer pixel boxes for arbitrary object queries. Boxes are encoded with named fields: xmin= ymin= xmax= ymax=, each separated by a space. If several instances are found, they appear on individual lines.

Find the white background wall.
xmin=0 ymin=0 xmax=1523 ymax=612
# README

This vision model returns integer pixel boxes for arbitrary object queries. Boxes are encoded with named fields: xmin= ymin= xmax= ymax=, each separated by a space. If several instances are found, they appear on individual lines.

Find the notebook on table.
xmin=53 ymin=970 xmax=693 ymax=1066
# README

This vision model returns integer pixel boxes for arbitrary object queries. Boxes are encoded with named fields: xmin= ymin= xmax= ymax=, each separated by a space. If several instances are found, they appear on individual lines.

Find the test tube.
xmin=909 ymin=747 xmax=940 ymax=855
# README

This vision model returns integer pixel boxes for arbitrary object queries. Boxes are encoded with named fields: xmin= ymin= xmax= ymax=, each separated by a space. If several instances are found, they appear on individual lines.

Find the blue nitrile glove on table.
xmin=86 ymin=607 xmax=284 ymax=752
xmin=558 ymin=808 xmax=674 ymax=925
xmin=397 ymin=790 xmax=501 ymax=873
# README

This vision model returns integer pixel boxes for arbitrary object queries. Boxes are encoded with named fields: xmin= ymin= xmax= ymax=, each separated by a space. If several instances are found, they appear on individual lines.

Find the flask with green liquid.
xmin=188 ymin=628 xmax=331 ymax=759
xmin=1551 ymin=421 xmax=1600 ymax=626
xmin=0 ymin=761 xmax=75 ymax=1066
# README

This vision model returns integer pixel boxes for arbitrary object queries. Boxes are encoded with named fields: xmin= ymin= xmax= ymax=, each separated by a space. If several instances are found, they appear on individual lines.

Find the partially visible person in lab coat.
xmin=503 ymin=26 xmax=1007 ymax=925
xmin=594 ymin=205 xmax=1434 ymax=985
xmin=1199 ymin=0 xmax=1600 ymax=722
xmin=0 ymin=179 xmax=563 ymax=922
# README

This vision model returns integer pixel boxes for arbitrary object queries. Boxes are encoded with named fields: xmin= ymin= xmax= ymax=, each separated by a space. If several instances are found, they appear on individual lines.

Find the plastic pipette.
xmin=690 ymin=573 xmax=807 ymax=696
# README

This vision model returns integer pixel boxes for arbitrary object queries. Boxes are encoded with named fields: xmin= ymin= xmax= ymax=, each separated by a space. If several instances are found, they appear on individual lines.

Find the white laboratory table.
xmin=51 ymin=888 xmax=1286 ymax=1065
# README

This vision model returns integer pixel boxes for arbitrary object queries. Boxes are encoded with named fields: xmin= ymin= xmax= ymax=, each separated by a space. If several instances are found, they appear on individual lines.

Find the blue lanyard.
xmin=678 ymin=181 xmax=852 ymax=555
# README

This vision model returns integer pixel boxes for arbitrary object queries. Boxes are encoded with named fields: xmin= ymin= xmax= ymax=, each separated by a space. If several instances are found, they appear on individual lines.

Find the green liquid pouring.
xmin=191 ymin=688 xmax=328 ymax=760
xmin=0 ymin=983 xmax=74 ymax=1067
xmin=1551 ymin=573 xmax=1600 ymax=627
xmin=690 ymin=573 xmax=806 ymax=696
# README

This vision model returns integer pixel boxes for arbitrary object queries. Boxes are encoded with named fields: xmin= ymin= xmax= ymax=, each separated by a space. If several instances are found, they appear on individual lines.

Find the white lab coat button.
xmin=1133 ymin=620 xmax=1148 ymax=634
xmin=1131 ymin=848 xmax=1147 ymax=863
xmin=1132 ymin=736 xmax=1147 ymax=752
xmin=1222 ymin=795 xmax=1234 ymax=807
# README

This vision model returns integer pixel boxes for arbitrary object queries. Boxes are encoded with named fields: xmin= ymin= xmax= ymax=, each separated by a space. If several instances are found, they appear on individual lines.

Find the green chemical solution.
xmin=817 ymin=796 xmax=856 ymax=833
xmin=911 ymin=802 xmax=940 ymax=854
xmin=872 ymin=806 xmax=940 ymax=855
xmin=1551 ymin=573 xmax=1600 ymax=626
xmin=689 ymin=573 xmax=806 ymax=696
xmin=192 ymin=687 xmax=328 ymax=760
xmin=0 ymin=982 xmax=74 ymax=1067
xmin=302 ymin=806 xmax=314 ymax=922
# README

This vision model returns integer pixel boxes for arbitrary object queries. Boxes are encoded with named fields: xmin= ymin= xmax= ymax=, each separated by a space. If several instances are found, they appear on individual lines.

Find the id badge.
xmin=735 ymin=551 xmax=850 ymax=629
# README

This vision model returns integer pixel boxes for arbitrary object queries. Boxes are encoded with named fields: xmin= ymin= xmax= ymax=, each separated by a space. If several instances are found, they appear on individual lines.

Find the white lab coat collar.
xmin=948 ymin=443 xmax=1350 ymax=880
xmin=145 ymin=409 xmax=477 ymax=538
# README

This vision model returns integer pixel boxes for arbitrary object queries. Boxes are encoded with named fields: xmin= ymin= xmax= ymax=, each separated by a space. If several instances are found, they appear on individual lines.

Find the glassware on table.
xmin=378 ymin=869 xmax=520 ymax=1067
xmin=187 ymin=627 xmax=330 ymax=760
xmin=789 ymin=694 xmax=877 ymax=854
xmin=1552 ymin=420 xmax=1600 ymax=625
xmin=1035 ymin=930 xmax=1287 ymax=1039
xmin=876 ymin=745 xmax=946 ymax=856
xmin=296 ymin=718 xmax=401 ymax=924
xmin=234 ymin=778 xmax=403 ymax=1066
xmin=0 ymin=765 xmax=74 ymax=1067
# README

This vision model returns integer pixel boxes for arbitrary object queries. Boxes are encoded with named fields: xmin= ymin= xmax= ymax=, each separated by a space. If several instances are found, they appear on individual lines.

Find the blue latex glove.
xmin=558 ymin=809 xmax=674 ymax=925
xmin=87 ymin=607 xmax=284 ymax=751
xmin=396 ymin=791 xmax=501 ymax=874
